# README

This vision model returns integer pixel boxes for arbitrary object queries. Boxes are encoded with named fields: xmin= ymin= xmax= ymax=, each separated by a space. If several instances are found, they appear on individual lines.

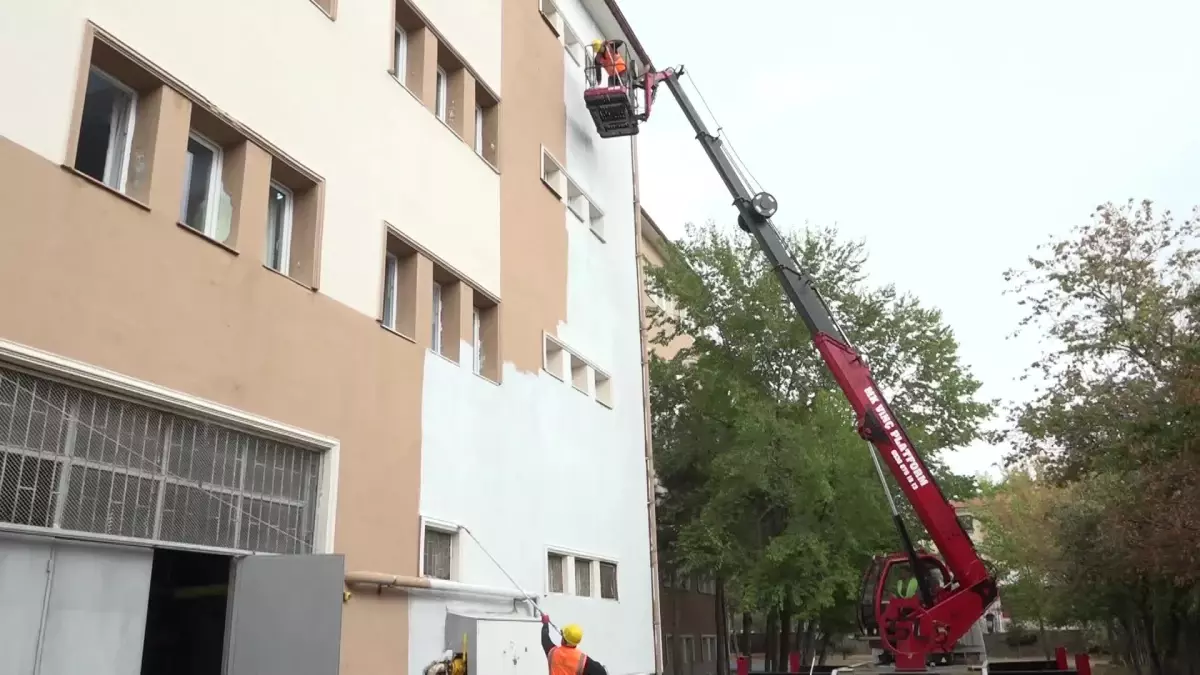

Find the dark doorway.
xmin=139 ymin=548 xmax=231 ymax=675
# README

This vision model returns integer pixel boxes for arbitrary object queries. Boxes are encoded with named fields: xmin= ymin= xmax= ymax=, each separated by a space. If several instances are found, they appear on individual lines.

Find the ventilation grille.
xmin=0 ymin=365 xmax=322 ymax=554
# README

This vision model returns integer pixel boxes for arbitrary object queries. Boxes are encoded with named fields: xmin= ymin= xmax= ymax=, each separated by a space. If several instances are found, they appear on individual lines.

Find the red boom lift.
xmin=582 ymin=12 xmax=999 ymax=673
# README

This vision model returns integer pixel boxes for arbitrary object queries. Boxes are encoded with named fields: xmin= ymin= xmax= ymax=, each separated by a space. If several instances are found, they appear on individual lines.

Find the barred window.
xmin=599 ymin=561 xmax=618 ymax=599
xmin=423 ymin=526 xmax=455 ymax=580
xmin=0 ymin=366 xmax=323 ymax=554
xmin=548 ymin=552 xmax=565 ymax=593
xmin=574 ymin=557 xmax=592 ymax=597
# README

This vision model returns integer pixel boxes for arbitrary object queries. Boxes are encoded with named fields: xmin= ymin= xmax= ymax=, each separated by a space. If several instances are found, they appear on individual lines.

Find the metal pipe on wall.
xmin=630 ymin=135 xmax=665 ymax=674
xmin=344 ymin=571 xmax=538 ymax=603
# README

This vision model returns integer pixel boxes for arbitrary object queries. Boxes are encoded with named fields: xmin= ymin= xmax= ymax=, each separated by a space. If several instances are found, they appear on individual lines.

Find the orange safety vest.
xmin=549 ymin=646 xmax=588 ymax=675
xmin=598 ymin=47 xmax=627 ymax=76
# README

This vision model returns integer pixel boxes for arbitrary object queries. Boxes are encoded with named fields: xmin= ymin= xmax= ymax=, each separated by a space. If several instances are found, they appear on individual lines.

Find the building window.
xmin=681 ymin=636 xmax=695 ymax=665
xmin=696 ymin=577 xmax=717 ymax=594
xmin=599 ymin=561 xmax=618 ymax=600
xmin=548 ymin=552 xmax=566 ymax=593
xmin=265 ymin=182 xmax=293 ymax=273
xmin=422 ymin=524 xmax=456 ymax=580
xmin=393 ymin=26 xmax=408 ymax=85
xmin=431 ymin=282 xmax=444 ymax=353
xmin=435 ymin=67 xmax=448 ymax=121
xmin=595 ymin=370 xmax=613 ymax=408
xmin=0 ymin=366 xmax=323 ymax=553
xmin=702 ymin=636 xmax=717 ymax=662
xmin=664 ymin=636 xmax=673 ymax=666
xmin=73 ymin=67 xmax=136 ymax=192
xmin=538 ymin=0 xmax=564 ymax=35
xmin=574 ymin=557 xmax=592 ymax=597
xmin=179 ymin=132 xmax=232 ymax=243
xmin=471 ymin=308 xmax=483 ymax=375
xmin=540 ymin=147 xmax=565 ymax=197
xmin=563 ymin=23 xmax=585 ymax=66
xmin=474 ymin=105 xmax=484 ymax=154
xmin=958 ymin=514 xmax=975 ymax=534
xmin=382 ymin=253 xmax=400 ymax=329
xmin=544 ymin=335 xmax=566 ymax=380
xmin=570 ymin=354 xmax=589 ymax=394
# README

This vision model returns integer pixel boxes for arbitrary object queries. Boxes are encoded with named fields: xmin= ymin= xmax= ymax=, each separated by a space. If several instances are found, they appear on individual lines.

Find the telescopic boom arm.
xmin=599 ymin=1 xmax=998 ymax=656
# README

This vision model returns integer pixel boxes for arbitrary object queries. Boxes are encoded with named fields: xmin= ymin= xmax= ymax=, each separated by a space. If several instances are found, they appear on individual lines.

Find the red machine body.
xmin=585 ymin=2 xmax=1000 ymax=670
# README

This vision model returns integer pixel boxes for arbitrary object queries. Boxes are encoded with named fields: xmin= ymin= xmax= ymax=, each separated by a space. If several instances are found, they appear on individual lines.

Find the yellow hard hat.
xmin=591 ymin=39 xmax=604 ymax=52
xmin=562 ymin=624 xmax=584 ymax=646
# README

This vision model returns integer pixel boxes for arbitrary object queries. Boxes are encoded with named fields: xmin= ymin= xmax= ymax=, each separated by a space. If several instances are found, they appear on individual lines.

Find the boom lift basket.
xmin=584 ymin=85 xmax=640 ymax=138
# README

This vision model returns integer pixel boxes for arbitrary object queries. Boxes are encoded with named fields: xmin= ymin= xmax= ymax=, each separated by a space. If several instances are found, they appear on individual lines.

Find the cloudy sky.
xmin=621 ymin=0 xmax=1200 ymax=478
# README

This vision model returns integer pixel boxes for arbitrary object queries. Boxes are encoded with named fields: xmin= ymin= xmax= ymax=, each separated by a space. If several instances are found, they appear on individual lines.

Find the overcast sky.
xmin=622 ymin=0 xmax=1200 ymax=478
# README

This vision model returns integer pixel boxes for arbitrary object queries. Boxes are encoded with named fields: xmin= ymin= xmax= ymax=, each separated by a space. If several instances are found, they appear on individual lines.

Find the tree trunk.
xmin=817 ymin=633 xmax=832 ymax=666
xmin=1038 ymin=616 xmax=1050 ymax=660
xmin=742 ymin=612 xmax=753 ymax=658
xmin=715 ymin=578 xmax=730 ymax=675
xmin=799 ymin=621 xmax=816 ymax=666
xmin=766 ymin=607 xmax=779 ymax=672
xmin=777 ymin=595 xmax=793 ymax=674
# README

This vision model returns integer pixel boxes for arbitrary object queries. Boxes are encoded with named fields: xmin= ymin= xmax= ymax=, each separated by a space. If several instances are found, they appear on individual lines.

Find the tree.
xmin=995 ymin=200 xmax=1200 ymax=674
xmin=647 ymin=219 xmax=991 ymax=656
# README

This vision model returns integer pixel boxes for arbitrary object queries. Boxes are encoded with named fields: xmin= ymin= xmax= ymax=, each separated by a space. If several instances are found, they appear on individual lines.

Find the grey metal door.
xmin=225 ymin=553 xmax=345 ymax=675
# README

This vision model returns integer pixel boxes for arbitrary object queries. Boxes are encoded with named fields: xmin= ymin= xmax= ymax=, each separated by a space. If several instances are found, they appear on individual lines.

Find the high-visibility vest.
xmin=549 ymin=646 xmax=588 ymax=675
xmin=598 ymin=48 xmax=627 ymax=76
xmin=896 ymin=578 xmax=918 ymax=598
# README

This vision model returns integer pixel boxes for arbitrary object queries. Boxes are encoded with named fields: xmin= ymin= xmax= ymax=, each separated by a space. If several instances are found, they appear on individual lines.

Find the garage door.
xmin=0 ymin=534 xmax=152 ymax=675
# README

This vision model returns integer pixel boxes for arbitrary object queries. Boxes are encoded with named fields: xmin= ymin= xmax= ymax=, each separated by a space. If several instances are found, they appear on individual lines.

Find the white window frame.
xmin=562 ymin=23 xmax=584 ymax=66
xmin=382 ymin=252 xmax=400 ymax=329
xmin=180 ymin=131 xmax=226 ymax=238
xmin=702 ymin=635 xmax=718 ymax=662
xmin=546 ymin=550 xmax=568 ymax=594
xmin=543 ymin=334 xmax=566 ymax=381
xmin=573 ymin=555 xmax=594 ymax=597
xmin=431 ymin=282 xmax=444 ymax=354
xmin=474 ymin=104 xmax=484 ymax=154
xmin=418 ymin=516 xmax=460 ymax=581
xmin=85 ymin=67 xmax=138 ymax=193
xmin=472 ymin=307 xmax=483 ymax=375
xmin=544 ymin=546 xmax=618 ymax=600
xmin=435 ymin=67 xmax=448 ymax=121
xmin=393 ymin=25 xmax=408 ymax=85
xmin=265 ymin=181 xmax=294 ymax=274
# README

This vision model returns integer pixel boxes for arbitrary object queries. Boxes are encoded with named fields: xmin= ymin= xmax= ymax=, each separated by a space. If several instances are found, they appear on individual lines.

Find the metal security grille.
xmin=575 ymin=557 xmax=592 ymax=596
xmin=0 ymin=365 xmax=322 ymax=554
xmin=599 ymin=560 xmax=618 ymax=599
xmin=423 ymin=527 xmax=453 ymax=580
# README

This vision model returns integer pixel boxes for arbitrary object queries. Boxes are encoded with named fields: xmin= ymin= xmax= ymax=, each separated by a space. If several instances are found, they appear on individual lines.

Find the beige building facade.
xmin=0 ymin=0 xmax=657 ymax=673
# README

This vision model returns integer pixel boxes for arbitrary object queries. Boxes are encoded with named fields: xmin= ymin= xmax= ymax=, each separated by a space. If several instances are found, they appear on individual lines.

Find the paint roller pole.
xmin=459 ymin=525 xmax=562 ymax=634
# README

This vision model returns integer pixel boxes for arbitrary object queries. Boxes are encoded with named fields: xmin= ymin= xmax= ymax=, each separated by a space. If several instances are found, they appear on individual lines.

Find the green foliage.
xmin=647 ymin=219 xmax=990 ymax=636
xmin=988 ymin=200 xmax=1200 ymax=673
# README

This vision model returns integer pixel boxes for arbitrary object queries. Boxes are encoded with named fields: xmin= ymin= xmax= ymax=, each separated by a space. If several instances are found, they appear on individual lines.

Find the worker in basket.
xmin=893 ymin=564 xmax=919 ymax=600
xmin=591 ymin=38 xmax=628 ymax=87
xmin=540 ymin=612 xmax=609 ymax=675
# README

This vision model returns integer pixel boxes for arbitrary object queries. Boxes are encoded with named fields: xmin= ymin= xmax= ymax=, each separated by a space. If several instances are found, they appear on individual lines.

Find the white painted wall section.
xmin=0 ymin=0 xmax=501 ymax=311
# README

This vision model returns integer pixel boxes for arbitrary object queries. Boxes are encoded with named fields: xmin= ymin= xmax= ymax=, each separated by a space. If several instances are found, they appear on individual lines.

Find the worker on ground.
xmin=591 ymin=39 xmax=627 ymax=87
xmin=540 ymin=612 xmax=608 ymax=675
xmin=893 ymin=565 xmax=918 ymax=600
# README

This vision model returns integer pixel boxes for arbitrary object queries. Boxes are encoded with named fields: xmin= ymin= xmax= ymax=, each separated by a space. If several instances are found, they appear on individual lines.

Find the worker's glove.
xmin=541 ymin=613 xmax=550 ymax=625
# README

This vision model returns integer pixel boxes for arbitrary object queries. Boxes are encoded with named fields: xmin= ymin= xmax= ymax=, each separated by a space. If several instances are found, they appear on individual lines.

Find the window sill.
xmin=596 ymin=398 xmax=613 ymax=410
xmin=435 ymin=115 xmax=464 ymax=143
xmin=60 ymin=165 xmax=151 ymax=212
xmin=539 ymin=11 xmax=562 ymax=37
xmin=262 ymin=264 xmax=316 ymax=292
xmin=473 ymin=371 xmax=500 ymax=386
xmin=475 ymin=151 xmax=500 ymax=175
xmin=542 ymin=367 xmax=564 ymax=382
xmin=390 ymin=72 xmax=424 ymax=107
xmin=540 ymin=178 xmax=563 ymax=199
xmin=589 ymin=227 xmax=606 ymax=243
xmin=379 ymin=322 xmax=418 ymax=344
xmin=175 ymin=222 xmax=239 ymax=256
xmin=307 ymin=0 xmax=336 ymax=20
xmin=571 ymin=383 xmax=589 ymax=396
xmin=429 ymin=348 xmax=460 ymax=367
